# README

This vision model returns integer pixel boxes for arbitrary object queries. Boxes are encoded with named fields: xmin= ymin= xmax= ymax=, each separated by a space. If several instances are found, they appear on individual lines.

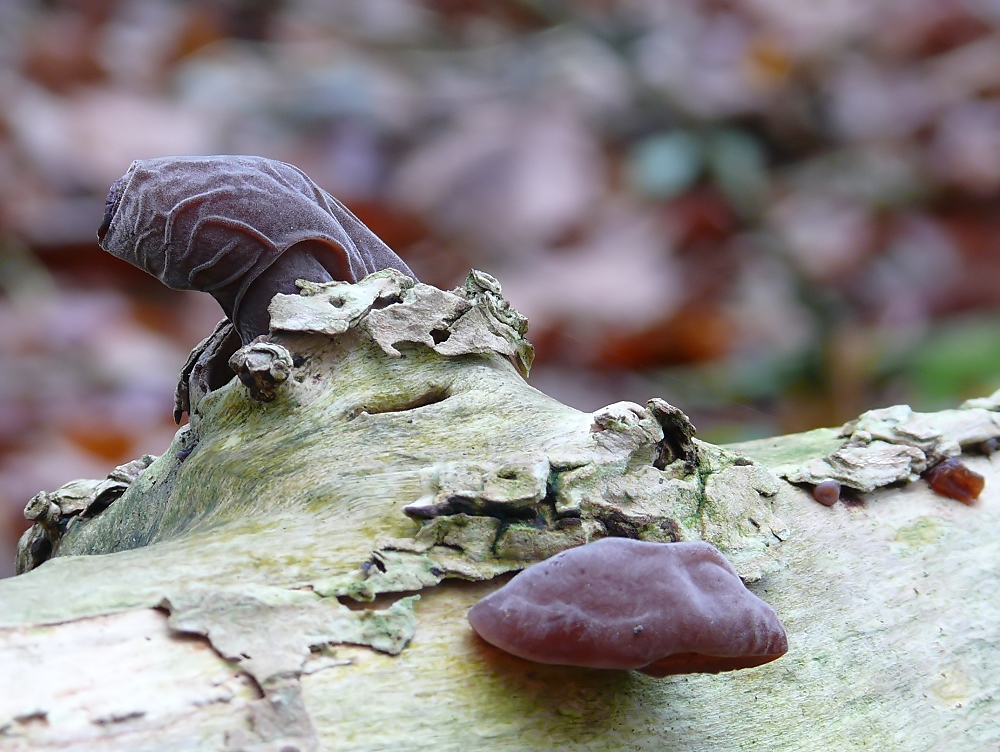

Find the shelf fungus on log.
xmin=97 ymin=154 xmax=418 ymax=422
xmin=467 ymin=538 xmax=788 ymax=676
xmin=8 ymin=163 xmax=797 ymax=748
xmin=6 ymin=153 xmax=1000 ymax=750
xmin=9 ymin=253 xmax=796 ymax=745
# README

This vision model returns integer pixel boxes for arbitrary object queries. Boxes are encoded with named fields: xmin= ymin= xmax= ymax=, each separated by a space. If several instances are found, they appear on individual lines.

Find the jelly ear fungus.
xmin=98 ymin=154 xmax=418 ymax=420
xmin=467 ymin=538 xmax=787 ymax=676
xmin=99 ymin=155 xmax=417 ymax=343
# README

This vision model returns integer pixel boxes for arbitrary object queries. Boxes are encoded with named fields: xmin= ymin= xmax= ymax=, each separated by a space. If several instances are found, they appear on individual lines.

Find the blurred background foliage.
xmin=4 ymin=0 xmax=1000 ymax=574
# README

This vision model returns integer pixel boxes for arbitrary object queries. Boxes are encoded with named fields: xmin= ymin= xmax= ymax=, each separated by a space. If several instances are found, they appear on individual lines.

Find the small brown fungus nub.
xmin=812 ymin=480 xmax=841 ymax=507
xmin=467 ymin=538 xmax=788 ymax=676
xmin=923 ymin=457 xmax=985 ymax=505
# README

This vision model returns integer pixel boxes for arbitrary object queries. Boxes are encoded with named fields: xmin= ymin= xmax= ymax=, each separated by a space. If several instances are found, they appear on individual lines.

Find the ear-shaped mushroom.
xmin=468 ymin=538 xmax=787 ymax=676
xmin=98 ymin=155 xmax=417 ymax=343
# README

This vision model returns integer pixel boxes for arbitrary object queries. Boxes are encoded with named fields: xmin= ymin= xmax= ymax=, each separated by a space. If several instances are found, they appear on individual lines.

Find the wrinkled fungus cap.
xmin=468 ymin=538 xmax=788 ymax=676
xmin=98 ymin=155 xmax=415 ymax=326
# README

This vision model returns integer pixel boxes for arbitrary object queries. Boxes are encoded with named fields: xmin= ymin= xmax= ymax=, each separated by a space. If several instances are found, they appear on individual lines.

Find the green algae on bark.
xmin=19 ymin=270 xmax=786 ymax=594
xmin=4 ymin=270 xmax=1000 ymax=751
xmin=5 ymin=270 xmax=791 ymax=750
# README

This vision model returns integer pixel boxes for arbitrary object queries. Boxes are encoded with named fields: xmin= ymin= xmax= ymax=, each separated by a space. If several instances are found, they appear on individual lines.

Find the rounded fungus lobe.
xmin=923 ymin=457 xmax=984 ymax=505
xmin=812 ymin=480 xmax=841 ymax=506
xmin=97 ymin=155 xmax=416 ymax=343
xmin=467 ymin=538 xmax=787 ymax=676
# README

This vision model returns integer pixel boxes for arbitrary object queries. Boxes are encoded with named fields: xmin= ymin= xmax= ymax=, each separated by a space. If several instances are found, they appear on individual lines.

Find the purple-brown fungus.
xmin=468 ymin=538 xmax=788 ymax=676
xmin=98 ymin=155 xmax=416 ymax=344
xmin=812 ymin=480 xmax=841 ymax=506
xmin=923 ymin=457 xmax=984 ymax=505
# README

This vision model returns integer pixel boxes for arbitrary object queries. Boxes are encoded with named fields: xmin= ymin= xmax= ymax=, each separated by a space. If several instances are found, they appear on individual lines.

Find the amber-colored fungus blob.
xmin=812 ymin=480 xmax=841 ymax=506
xmin=923 ymin=457 xmax=985 ymax=505
xmin=467 ymin=539 xmax=788 ymax=676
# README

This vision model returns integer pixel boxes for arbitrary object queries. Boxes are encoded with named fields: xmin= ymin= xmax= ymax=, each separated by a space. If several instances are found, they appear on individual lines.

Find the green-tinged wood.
xmin=2 ymin=271 xmax=998 ymax=751
xmin=726 ymin=427 xmax=844 ymax=476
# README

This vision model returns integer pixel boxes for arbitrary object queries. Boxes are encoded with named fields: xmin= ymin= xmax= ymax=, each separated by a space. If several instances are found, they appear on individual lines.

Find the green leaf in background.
xmin=626 ymin=130 xmax=703 ymax=199
xmin=705 ymin=128 xmax=769 ymax=217
xmin=909 ymin=316 xmax=1000 ymax=407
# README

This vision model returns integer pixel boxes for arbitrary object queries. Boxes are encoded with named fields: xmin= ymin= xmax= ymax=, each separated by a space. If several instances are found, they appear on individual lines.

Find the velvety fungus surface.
xmin=467 ymin=538 xmax=788 ymax=676
xmin=98 ymin=155 xmax=416 ymax=343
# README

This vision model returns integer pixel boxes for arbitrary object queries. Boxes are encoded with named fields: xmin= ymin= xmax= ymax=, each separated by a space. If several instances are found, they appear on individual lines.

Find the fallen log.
xmin=2 ymin=270 xmax=998 ymax=752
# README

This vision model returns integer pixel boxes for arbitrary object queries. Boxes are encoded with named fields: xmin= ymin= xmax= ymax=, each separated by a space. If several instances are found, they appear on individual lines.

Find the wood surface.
xmin=2 ymin=272 xmax=997 ymax=751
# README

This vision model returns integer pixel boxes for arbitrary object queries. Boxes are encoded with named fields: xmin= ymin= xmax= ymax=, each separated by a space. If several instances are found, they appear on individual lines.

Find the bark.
xmin=2 ymin=270 xmax=998 ymax=752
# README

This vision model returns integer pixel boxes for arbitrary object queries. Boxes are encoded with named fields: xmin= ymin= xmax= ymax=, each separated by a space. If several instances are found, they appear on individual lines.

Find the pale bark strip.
xmin=0 ymin=609 xmax=260 ymax=751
